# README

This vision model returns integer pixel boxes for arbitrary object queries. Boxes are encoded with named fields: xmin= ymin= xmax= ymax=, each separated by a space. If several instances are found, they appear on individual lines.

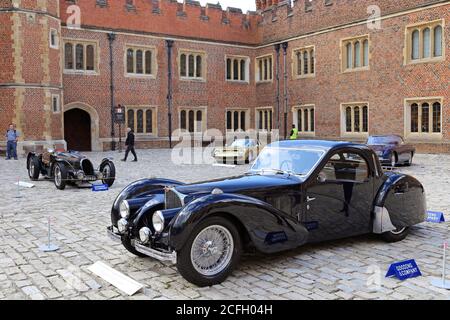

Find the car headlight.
xmin=117 ymin=218 xmax=128 ymax=234
xmin=77 ymin=171 xmax=85 ymax=180
xmin=120 ymin=200 xmax=130 ymax=218
xmin=152 ymin=211 xmax=165 ymax=233
xmin=139 ymin=227 xmax=151 ymax=244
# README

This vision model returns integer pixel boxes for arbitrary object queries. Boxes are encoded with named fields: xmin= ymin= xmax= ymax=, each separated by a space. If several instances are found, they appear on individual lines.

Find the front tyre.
xmin=381 ymin=227 xmax=409 ymax=243
xmin=28 ymin=156 xmax=40 ymax=181
xmin=121 ymin=235 xmax=146 ymax=258
xmin=390 ymin=153 xmax=397 ymax=167
xmin=177 ymin=216 xmax=242 ymax=287
xmin=406 ymin=153 xmax=414 ymax=166
xmin=101 ymin=161 xmax=116 ymax=187
xmin=53 ymin=163 xmax=68 ymax=190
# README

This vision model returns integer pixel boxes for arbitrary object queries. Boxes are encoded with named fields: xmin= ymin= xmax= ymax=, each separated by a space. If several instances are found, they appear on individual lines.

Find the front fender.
xmin=111 ymin=178 xmax=184 ymax=226
xmin=99 ymin=158 xmax=113 ymax=169
xmin=169 ymin=193 xmax=309 ymax=254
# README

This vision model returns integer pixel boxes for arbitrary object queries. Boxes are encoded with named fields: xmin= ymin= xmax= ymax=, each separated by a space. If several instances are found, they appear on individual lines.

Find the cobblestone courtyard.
xmin=0 ymin=150 xmax=449 ymax=300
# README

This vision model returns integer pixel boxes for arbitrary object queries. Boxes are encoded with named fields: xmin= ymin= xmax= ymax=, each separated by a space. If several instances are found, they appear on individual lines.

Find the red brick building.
xmin=0 ymin=0 xmax=449 ymax=154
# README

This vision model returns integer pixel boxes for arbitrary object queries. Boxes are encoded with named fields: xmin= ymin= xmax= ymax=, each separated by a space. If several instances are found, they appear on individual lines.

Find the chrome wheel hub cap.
xmin=55 ymin=167 xmax=61 ymax=185
xmin=190 ymin=225 xmax=234 ymax=276
xmin=103 ymin=166 xmax=110 ymax=178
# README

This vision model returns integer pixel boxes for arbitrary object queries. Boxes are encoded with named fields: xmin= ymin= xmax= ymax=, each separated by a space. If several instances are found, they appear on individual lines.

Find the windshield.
xmin=250 ymin=147 xmax=325 ymax=176
xmin=230 ymin=139 xmax=254 ymax=148
xmin=367 ymin=136 xmax=400 ymax=145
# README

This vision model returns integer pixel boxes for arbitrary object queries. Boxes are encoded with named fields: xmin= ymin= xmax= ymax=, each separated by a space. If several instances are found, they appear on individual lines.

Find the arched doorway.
xmin=64 ymin=108 xmax=92 ymax=151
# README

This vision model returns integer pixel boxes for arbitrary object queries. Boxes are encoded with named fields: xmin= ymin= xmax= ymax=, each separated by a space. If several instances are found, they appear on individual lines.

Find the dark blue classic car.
xmin=107 ymin=140 xmax=426 ymax=286
xmin=366 ymin=135 xmax=416 ymax=167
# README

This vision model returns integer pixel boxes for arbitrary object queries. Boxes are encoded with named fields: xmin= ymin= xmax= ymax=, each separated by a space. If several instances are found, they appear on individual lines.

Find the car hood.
xmin=215 ymin=146 xmax=247 ymax=152
xmin=367 ymin=144 xmax=391 ymax=152
xmin=174 ymin=174 xmax=302 ymax=196
xmin=56 ymin=151 xmax=86 ymax=161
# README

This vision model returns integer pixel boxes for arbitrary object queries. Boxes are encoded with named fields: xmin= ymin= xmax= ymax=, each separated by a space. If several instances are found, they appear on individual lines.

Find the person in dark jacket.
xmin=122 ymin=127 xmax=137 ymax=162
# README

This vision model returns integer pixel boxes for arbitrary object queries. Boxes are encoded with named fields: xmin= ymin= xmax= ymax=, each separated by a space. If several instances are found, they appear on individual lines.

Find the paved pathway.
xmin=0 ymin=150 xmax=449 ymax=300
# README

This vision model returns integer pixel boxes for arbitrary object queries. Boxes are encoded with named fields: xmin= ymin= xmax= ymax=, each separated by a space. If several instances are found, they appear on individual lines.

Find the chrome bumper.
xmin=135 ymin=243 xmax=177 ymax=265
xmin=106 ymin=226 xmax=122 ymax=243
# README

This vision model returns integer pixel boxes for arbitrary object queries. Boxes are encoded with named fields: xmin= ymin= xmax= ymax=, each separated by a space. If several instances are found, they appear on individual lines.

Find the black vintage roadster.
xmin=27 ymin=149 xmax=116 ymax=190
xmin=107 ymin=140 xmax=426 ymax=287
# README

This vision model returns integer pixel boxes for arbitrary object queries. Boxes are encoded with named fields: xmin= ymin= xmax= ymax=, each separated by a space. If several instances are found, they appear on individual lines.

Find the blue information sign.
xmin=386 ymin=259 xmax=422 ymax=281
xmin=426 ymin=211 xmax=445 ymax=223
xmin=92 ymin=184 xmax=109 ymax=192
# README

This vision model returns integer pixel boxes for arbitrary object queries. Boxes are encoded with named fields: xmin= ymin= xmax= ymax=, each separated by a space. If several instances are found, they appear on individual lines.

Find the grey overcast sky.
xmin=196 ymin=0 xmax=256 ymax=12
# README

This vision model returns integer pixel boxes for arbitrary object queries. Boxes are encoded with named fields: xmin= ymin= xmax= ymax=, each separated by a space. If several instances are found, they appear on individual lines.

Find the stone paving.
xmin=0 ymin=149 xmax=449 ymax=300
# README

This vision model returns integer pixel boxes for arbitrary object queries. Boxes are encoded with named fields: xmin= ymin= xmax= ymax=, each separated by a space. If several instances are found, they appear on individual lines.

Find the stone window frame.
xmin=255 ymin=54 xmax=274 ymax=83
xmin=124 ymin=44 xmax=158 ymax=79
xmin=292 ymin=45 xmax=316 ymax=79
xmin=225 ymin=108 xmax=251 ymax=132
xmin=51 ymin=94 xmax=61 ymax=113
xmin=404 ymin=19 xmax=445 ymax=65
xmin=340 ymin=102 xmax=370 ymax=138
xmin=404 ymin=97 xmax=443 ymax=142
xmin=178 ymin=49 xmax=207 ymax=82
xmin=255 ymin=106 xmax=274 ymax=132
xmin=49 ymin=28 xmax=59 ymax=49
xmin=225 ymin=55 xmax=250 ymax=84
xmin=125 ymin=105 xmax=158 ymax=136
xmin=340 ymin=35 xmax=370 ymax=73
xmin=178 ymin=107 xmax=208 ymax=133
xmin=63 ymin=38 xmax=100 ymax=75
xmin=292 ymin=104 xmax=316 ymax=136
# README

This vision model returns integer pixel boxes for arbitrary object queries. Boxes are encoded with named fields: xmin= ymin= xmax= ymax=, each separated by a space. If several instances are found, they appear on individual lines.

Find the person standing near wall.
xmin=122 ymin=127 xmax=138 ymax=162
xmin=290 ymin=124 xmax=298 ymax=140
xmin=5 ymin=124 xmax=19 ymax=160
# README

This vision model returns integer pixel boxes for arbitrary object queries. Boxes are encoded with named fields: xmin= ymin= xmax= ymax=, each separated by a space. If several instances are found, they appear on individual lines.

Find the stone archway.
xmin=63 ymin=102 xmax=102 ymax=151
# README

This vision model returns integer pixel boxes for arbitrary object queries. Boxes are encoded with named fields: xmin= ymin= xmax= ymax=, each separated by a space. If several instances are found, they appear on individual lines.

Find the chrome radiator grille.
xmin=165 ymin=188 xmax=184 ymax=209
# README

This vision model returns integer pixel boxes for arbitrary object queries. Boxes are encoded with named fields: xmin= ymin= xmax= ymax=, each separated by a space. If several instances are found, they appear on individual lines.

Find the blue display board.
xmin=92 ymin=184 xmax=109 ymax=192
xmin=426 ymin=211 xmax=445 ymax=223
xmin=386 ymin=259 xmax=422 ymax=281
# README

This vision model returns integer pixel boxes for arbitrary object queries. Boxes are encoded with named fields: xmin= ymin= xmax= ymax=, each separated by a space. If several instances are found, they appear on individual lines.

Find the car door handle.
xmin=307 ymin=197 xmax=316 ymax=202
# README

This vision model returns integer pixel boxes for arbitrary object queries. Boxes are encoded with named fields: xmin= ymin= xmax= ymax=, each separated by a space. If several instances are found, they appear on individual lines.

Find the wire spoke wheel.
xmin=54 ymin=166 xmax=62 ymax=186
xmin=190 ymin=225 xmax=234 ymax=277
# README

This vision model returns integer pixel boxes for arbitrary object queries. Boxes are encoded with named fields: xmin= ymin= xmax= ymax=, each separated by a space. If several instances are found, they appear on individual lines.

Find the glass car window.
xmin=250 ymin=148 xmax=324 ymax=176
xmin=319 ymin=152 xmax=369 ymax=182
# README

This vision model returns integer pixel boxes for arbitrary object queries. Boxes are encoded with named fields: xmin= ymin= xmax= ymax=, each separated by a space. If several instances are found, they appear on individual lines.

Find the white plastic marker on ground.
xmin=14 ymin=181 xmax=35 ymax=188
xmin=88 ymin=261 xmax=143 ymax=296
xmin=212 ymin=163 xmax=236 ymax=168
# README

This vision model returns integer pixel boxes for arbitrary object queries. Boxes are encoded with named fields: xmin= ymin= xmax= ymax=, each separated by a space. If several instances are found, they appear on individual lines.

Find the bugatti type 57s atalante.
xmin=107 ymin=140 xmax=426 ymax=286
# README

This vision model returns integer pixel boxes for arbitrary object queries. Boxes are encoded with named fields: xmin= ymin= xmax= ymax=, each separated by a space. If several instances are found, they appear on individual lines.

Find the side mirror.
xmin=317 ymin=172 xmax=327 ymax=183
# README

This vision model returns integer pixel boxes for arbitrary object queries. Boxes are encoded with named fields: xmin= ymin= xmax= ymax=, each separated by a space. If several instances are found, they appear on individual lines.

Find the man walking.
xmin=122 ymin=127 xmax=137 ymax=162
xmin=5 ymin=124 xmax=19 ymax=160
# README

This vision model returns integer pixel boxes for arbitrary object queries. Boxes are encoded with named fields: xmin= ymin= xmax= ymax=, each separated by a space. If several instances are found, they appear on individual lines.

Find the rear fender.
xmin=169 ymin=193 xmax=309 ymax=254
xmin=373 ymin=173 xmax=426 ymax=233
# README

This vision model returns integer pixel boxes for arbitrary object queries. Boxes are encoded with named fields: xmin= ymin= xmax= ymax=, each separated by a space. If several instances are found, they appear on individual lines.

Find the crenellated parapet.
xmin=257 ymin=0 xmax=446 ymax=43
xmin=59 ymin=0 xmax=263 ymax=45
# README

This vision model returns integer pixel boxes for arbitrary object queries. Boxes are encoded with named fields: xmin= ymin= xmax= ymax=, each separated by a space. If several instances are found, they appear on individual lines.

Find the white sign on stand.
xmin=430 ymin=241 xmax=450 ymax=290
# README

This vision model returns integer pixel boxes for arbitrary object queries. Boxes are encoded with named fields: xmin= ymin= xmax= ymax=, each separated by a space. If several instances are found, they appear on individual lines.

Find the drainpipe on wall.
xmin=282 ymin=42 xmax=289 ymax=140
xmin=108 ymin=32 xmax=116 ymax=151
xmin=166 ymin=40 xmax=174 ymax=149
xmin=274 ymin=44 xmax=281 ymax=135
